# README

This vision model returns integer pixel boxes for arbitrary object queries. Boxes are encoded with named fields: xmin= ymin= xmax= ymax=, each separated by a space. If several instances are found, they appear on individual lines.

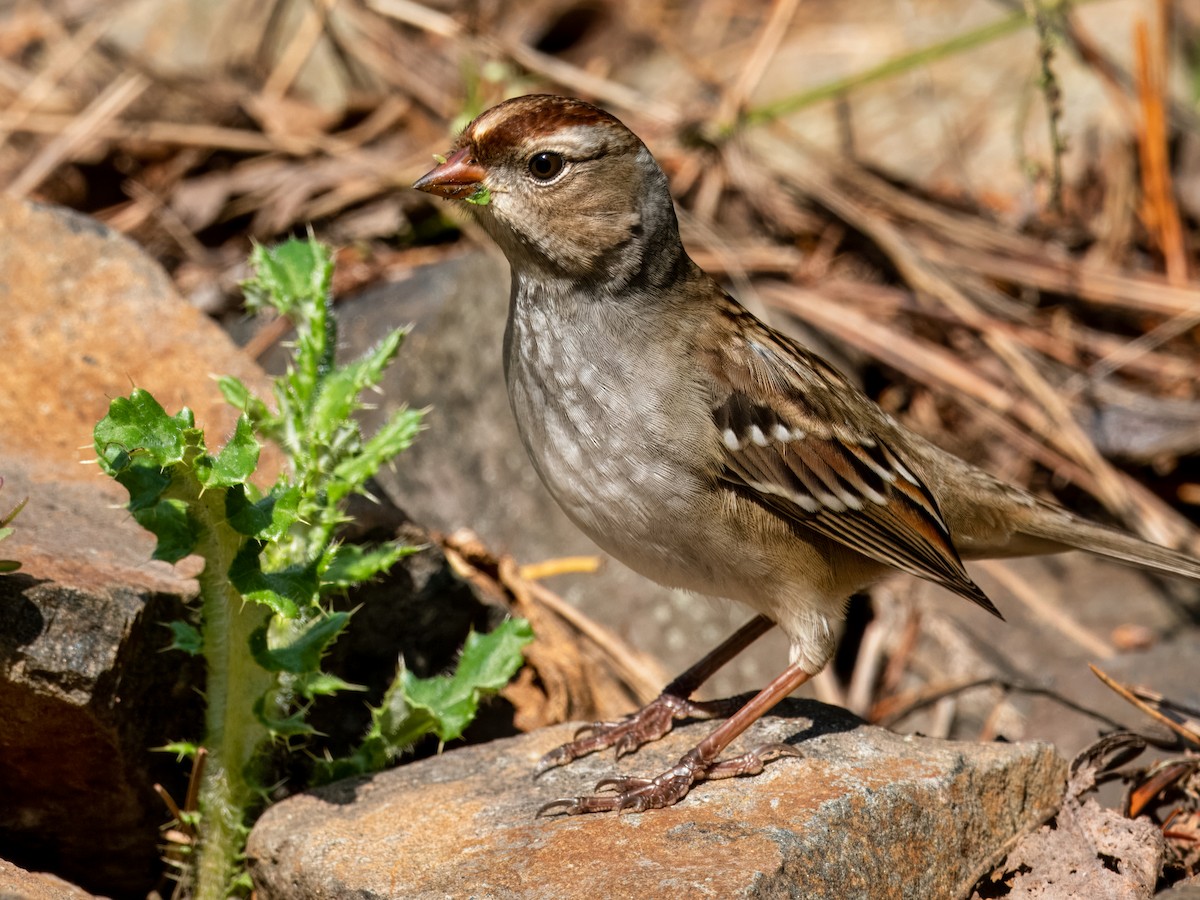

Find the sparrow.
xmin=414 ymin=94 xmax=1200 ymax=815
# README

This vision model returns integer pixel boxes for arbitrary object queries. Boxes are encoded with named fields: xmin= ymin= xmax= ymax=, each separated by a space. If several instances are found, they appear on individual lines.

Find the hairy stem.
xmin=190 ymin=482 xmax=273 ymax=898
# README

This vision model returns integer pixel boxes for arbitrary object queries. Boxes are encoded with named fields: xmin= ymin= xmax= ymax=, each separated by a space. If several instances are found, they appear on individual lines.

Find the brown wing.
xmin=704 ymin=303 xmax=1002 ymax=619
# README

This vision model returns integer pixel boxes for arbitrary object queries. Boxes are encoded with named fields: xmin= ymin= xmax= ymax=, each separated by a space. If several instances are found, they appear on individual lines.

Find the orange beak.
xmin=413 ymin=147 xmax=488 ymax=200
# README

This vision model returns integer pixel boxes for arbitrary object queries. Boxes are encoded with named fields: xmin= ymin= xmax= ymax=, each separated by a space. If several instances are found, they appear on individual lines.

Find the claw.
xmin=536 ymin=797 xmax=581 ymax=817
xmin=535 ymin=692 xmax=740 ymax=776
xmin=534 ymin=742 xmax=802 ymax=817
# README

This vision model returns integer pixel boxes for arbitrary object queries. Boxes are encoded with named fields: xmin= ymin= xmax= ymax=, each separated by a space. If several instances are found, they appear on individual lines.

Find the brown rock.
xmin=0 ymin=857 xmax=105 ymax=900
xmin=247 ymin=699 xmax=1066 ymax=899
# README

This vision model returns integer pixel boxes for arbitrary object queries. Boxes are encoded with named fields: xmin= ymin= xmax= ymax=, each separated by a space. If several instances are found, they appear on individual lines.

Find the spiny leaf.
xmin=225 ymin=484 xmax=300 ymax=541
xmin=165 ymin=620 xmax=203 ymax=656
xmin=227 ymin=541 xmax=314 ymax=618
xmin=323 ymin=542 xmax=421 ymax=588
xmin=254 ymin=696 xmax=315 ymax=738
xmin=94 ymin=389 xmax=194 ymax=472
xmin=196 ymin=416 xmax=259 ymax=488
xmin=248 ymin=612 xmax=350 ymax=674
xmin=133 ymin=499 xmax=200 ymax=563
xmin=329 ymin=408 xmax=424 ymax=499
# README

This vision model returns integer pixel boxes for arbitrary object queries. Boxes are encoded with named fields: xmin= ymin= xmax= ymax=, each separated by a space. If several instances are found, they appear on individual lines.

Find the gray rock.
xmin=247 ymin=699 xmax=1066 ymax=899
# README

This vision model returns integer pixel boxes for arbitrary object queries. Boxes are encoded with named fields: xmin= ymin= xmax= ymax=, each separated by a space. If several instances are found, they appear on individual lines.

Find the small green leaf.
xmin=248 ymin=612 xmax=350 ymax=674
xmin=254 ymin=695 xmax=315 ymax=738
xmin=1 ymin=492 xmax=27 ymax=528
xmin=330 ymin=408 xmax=424 ymax=496
xmin=132 ymin=498 xmax=200 ymax=563
xmin=308 ymin=330 xmax=405 ymax=435
xmin=155 ymin=740 xmax=200 ymax=761
xmin=165 ymin=620 xmax=203 ymax=656
xmin=455 ymin=618 xmax=535 ymax=691
xmin=197 ymin=416 xmax=259 ymax=488
xmin=297 ymin=671 xmax=364 ymax=699
xmin=243 ymin=239 xmax=333 ymax=313
xmin=465 ymin=185 xmax=491 ymax=206
xmin=0 ymin=560 xmax=20 ymax=574
xmin=323 ymin=542 xmax=421 ymax=588
xmin=94 ymin=389 xmax=194 ymax=471
xmin=112 ymin=464 xmax=173 ymax=512
xmin=384 ymin=618 xmax=532 ymax=745
xmin=227 ymin=541 xmax=311 ymax=618
xmin=225 ymin=485 xmax=300 ymax=540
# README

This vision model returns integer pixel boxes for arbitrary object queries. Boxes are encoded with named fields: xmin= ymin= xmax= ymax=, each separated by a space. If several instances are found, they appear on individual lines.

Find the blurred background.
xmin=2 ymin=0 xmax=1199 ymax=775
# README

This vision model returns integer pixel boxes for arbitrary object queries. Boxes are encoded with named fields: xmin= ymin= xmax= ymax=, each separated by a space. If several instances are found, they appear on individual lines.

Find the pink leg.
xmin=539 ymin=657 xmax=813 ymax=815
xmin=536 ymin=615 xmax=774 ymax=775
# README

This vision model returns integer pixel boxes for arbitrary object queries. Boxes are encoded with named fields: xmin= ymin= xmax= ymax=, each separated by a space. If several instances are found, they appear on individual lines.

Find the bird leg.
xmin=538 ymin=658 xmax=813 ymax=815
xmin=536 ymin=615 xmax=774 ymax=775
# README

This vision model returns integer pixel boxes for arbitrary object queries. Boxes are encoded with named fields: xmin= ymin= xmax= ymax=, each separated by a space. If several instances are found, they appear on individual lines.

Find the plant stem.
xmin=192 ymin=485 xmax=273 ymax=898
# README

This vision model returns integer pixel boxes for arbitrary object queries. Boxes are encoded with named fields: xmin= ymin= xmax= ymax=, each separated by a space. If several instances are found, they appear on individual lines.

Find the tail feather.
xmin=1019 ymin=512 xmax=1200 ymax=582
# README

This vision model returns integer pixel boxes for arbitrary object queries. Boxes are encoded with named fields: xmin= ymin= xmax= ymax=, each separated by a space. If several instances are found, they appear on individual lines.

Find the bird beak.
xmin=414 ymin=147 xmax=488 ymax=200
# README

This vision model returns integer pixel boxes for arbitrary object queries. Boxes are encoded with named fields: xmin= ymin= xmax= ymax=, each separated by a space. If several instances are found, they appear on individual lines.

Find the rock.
xmin=0 ymin=857 xmax=104 ymax=900
xmin=247 ymin=699 xmax=1066 ymax=899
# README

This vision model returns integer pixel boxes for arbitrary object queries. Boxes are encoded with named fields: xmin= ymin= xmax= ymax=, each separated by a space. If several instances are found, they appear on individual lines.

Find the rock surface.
xmin=0 ymin=857 xmax=105 ymax=900
xmin=247 ymin=699 xmax=1066 ymax=899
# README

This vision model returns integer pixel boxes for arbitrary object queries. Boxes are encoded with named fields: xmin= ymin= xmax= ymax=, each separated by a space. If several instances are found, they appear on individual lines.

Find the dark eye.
xmin=528 ymin=152 xmax=564 ymax=181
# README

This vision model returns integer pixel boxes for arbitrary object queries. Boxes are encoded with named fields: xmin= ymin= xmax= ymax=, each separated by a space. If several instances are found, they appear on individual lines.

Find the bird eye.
xmin=528 ymin=152 xmax=564 ymax=181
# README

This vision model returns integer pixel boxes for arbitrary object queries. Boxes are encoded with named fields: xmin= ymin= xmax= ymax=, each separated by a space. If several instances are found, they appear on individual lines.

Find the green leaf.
xmin=155 ymin=740 xmax=200 ymax=761
xmin=252 ymin=239 xmax=333 ymax=309
xmin=254 ymin=695 xmax=315 ymax=738
xmin=386 ymin=618 xmax=532 ymax=745
xmin=225 ymin=484 xmax=300 ymax=540
xmin=0 ymin=560 xmax=20 ymax=574
xmin=132 ymin=498 xmax=200 ymax=563
xmin=227 ymin=541 xmax=314 ymax=618
xmin=323 ymin=542 xmax=421 ymax=588
xmin=197 ymin=416 xmax=259 ymax=488
xmin=310 ymin=331 xmax=406 ymax=431
xmin=465 ymin=185 xmax=491 ymax=206
xmin=94 ymin=389 xmax=194 ymax=471
xmin=455 ymin=618 xmax=535 ymax=692
xmin=111 ymin=464 xmax=173 ymax=512
xmin=1 ymin=493 xmax=27 ymax=528
xmin=248 ymin=612 xmax=350 ymax=674
xmin=296 ymin=671 xmax=365 ymax=699
xmin=330 ymin=408 xmax=424 ymax=498
xmin=165 ymin=620 xmax=203 ymax=656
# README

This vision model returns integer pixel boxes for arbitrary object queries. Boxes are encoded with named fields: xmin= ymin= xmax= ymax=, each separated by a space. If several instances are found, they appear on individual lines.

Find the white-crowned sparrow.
xmin=415 ymin=94 xmax=1200 ymax=814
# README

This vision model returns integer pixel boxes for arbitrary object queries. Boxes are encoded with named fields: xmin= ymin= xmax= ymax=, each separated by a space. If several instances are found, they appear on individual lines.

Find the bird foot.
xmin=535 ymin=692 xmax=747 ymax=775
xmin=537 ymin=742 xmax=800 ymax=816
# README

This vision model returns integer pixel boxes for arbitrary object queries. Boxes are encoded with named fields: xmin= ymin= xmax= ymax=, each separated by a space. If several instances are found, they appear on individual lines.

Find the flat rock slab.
xmin=248 ymin=700 xmax=1065 ymax=899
